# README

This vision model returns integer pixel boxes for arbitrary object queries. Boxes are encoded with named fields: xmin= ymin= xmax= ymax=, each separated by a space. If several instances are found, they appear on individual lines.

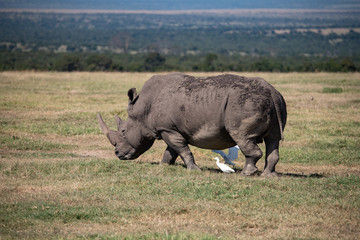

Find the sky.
xmin=1 ymin=0 xmax=360 ymax=10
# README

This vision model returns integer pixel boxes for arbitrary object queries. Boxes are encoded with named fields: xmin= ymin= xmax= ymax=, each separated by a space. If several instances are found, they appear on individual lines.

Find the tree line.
xmin=0 ymin=50 xmax=357 ymax=72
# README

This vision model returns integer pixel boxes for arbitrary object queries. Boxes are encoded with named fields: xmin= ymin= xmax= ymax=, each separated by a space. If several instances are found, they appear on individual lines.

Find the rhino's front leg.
xmin=161 ymin=145 xmax=178 ymax=165
xmin=179 ymin=149 xmax=200 ymax=170
xmin=160 ymin=131 xmax=201 ymax=170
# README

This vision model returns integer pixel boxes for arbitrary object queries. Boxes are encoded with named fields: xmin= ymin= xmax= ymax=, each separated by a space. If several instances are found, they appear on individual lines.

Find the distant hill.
xmin=1 ymin=8 xmax=359 ymax=57
xmin=0 ymin=0 xmax=359 ymax=10
xmin=1 ymin=0 xmax=359 ymax=72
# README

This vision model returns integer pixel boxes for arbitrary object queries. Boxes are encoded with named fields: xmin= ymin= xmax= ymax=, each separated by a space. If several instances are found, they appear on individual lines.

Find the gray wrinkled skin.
xmin=98 ymin=73 xmax=287 ymax=176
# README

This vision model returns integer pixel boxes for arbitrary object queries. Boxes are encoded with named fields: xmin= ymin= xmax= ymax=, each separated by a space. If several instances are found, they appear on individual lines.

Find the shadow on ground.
xmin=149 ymin=162 xmax=324 ymax=178
xmin=204 ymin=167 xmax=324 ymax=178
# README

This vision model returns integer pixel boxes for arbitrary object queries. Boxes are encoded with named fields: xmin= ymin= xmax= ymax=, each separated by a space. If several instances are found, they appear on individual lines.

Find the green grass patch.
xmin=1 ymin=72 xmax=360 ymax=239
xmin=1 ymin=112 xmax=100 ymax=136
xmin=281 ymin=146 xmax=360 ymax=165
xmin=0 ymin=134 xmax=72 ymax=151
xmin=1 ymin=159 xmax=359 ymax=239
xmin=323 ymin=87 xmax=343 ymax=93
xmin=2 ymin=152 xmax=79 ymax=159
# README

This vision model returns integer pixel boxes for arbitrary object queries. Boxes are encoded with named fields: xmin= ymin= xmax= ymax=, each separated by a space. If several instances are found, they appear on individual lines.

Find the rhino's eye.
xmin=120 ymin=129 xmax=126 ymax=136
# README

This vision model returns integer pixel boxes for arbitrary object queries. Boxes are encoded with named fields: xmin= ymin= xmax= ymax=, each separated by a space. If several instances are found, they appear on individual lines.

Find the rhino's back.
xmin=144 ymin=73 xmax=275 ymax=114
xmin=143 ymin=72 xmax=273 ymax=99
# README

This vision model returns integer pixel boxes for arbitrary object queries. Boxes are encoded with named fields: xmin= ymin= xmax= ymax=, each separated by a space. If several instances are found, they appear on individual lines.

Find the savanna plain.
xmin=0 ymin=71 xmax=359 ymax=239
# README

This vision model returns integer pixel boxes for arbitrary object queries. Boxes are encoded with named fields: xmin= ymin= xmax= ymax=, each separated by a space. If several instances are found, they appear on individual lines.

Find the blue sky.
xmin=1 ymin=0 xmax=359 ymax=10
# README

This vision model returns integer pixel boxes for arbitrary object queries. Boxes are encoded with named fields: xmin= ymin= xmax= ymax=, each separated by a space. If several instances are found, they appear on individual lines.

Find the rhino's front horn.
xmin=97 ymin=114 xmax=117 ymax=146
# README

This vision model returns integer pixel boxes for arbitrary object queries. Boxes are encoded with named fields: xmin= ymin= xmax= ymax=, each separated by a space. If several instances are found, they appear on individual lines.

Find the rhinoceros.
xmin=98 ymin=73 xmax=287 ymax=176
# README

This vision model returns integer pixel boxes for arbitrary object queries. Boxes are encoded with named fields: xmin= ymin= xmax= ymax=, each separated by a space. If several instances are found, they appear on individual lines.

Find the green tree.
xmin=54 ymin=54 xmax=82 ymax=72
xmin=203 ymin=53 xmax=218 ymax=71
xmin=86 ymin=54 xmax=112 ymax=71
xmin=251 ymin=59 xmax=272 ymax=71
xmin=319 ymin=60 xmax=341 ymax=72
xmin=300 ymin=62 xmax=316 ymax=72
xmin=251 ymin=58 xmax=286 ymax=72
xmin=143 ymin=52 xmax=166 ymax=71
xmin=340 ymin=58 xmax=357 ymax=72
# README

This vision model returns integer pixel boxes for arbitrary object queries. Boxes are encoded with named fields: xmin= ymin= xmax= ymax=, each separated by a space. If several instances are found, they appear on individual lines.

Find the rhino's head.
xmin=97 ymin=114 xmax=154 ymax=160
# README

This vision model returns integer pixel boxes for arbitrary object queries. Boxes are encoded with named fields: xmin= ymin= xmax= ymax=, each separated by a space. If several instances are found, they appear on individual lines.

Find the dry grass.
xmin=0 ymin=71 xmax=359 ymax=239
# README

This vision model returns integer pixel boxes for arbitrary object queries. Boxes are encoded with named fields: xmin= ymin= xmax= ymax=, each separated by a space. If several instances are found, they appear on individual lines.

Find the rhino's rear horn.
xmin=115 ymin=115 xmax=123 ymax=131
xmin=97 ymin=114 xmax=117 ymax=146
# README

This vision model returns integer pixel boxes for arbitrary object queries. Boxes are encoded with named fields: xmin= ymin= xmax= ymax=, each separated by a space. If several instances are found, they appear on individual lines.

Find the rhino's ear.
xmin=128 ymin=88 xmax=139 ymax=104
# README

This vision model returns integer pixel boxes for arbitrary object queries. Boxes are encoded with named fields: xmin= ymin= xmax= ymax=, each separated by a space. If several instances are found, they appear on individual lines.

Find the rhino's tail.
xmin=271 ymin=90 xmax=286 ymax=141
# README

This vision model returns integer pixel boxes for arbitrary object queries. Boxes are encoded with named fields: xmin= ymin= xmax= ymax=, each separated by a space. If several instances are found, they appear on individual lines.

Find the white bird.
xmin=212 ymin=146 xmax=240 ymax=166
xmin=215 ymin=157 xmax=235 ymax=173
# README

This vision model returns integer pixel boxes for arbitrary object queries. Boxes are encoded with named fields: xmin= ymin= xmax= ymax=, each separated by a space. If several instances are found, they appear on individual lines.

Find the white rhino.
xmin=98 ymin=73 xmax=287 ymax=176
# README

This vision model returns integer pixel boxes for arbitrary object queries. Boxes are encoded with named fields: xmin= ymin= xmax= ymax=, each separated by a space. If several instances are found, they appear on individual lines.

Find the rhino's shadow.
xmin=206 ymin=166 xmax=324 ymax=178
xmin=149 ymin=162 xmax=324 ymax=178
xmin=276 ymin=172 xmax=324 ymax=178
xmin=208 ymin=166 xmax=324 ymax=178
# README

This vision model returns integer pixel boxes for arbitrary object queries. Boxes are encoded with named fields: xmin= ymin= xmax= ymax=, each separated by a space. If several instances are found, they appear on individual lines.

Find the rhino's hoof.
xmin=187 ymin=164 xmax=201 ymax=171
xmin=261 ymin=171 xmax=279 ymax=177
xmin=160 ymin=161 xmax=175 ymax=165
xmin=240 ymin=165 xmax=258 ymax=176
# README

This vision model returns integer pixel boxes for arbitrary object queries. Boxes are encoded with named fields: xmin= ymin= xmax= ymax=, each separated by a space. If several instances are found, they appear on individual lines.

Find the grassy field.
xmin=0 ymin=71 xmax=359 ymax=239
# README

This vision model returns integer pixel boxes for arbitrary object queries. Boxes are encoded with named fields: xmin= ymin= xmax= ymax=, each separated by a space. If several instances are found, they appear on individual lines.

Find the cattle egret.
xmin=212 ymin=146 xmax=239 ymax=165
xmin=215 ymin=157 xmax=235 ymax=173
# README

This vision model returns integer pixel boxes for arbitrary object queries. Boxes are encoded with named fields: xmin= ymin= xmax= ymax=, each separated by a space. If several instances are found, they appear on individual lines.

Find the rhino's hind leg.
xmin=262 ymin=139 xmax=280 ymax=177
xmin=161 ymin=146 xmax=179 ymax=165
xmin=237 ymin=139 xmax=263 ymax=176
